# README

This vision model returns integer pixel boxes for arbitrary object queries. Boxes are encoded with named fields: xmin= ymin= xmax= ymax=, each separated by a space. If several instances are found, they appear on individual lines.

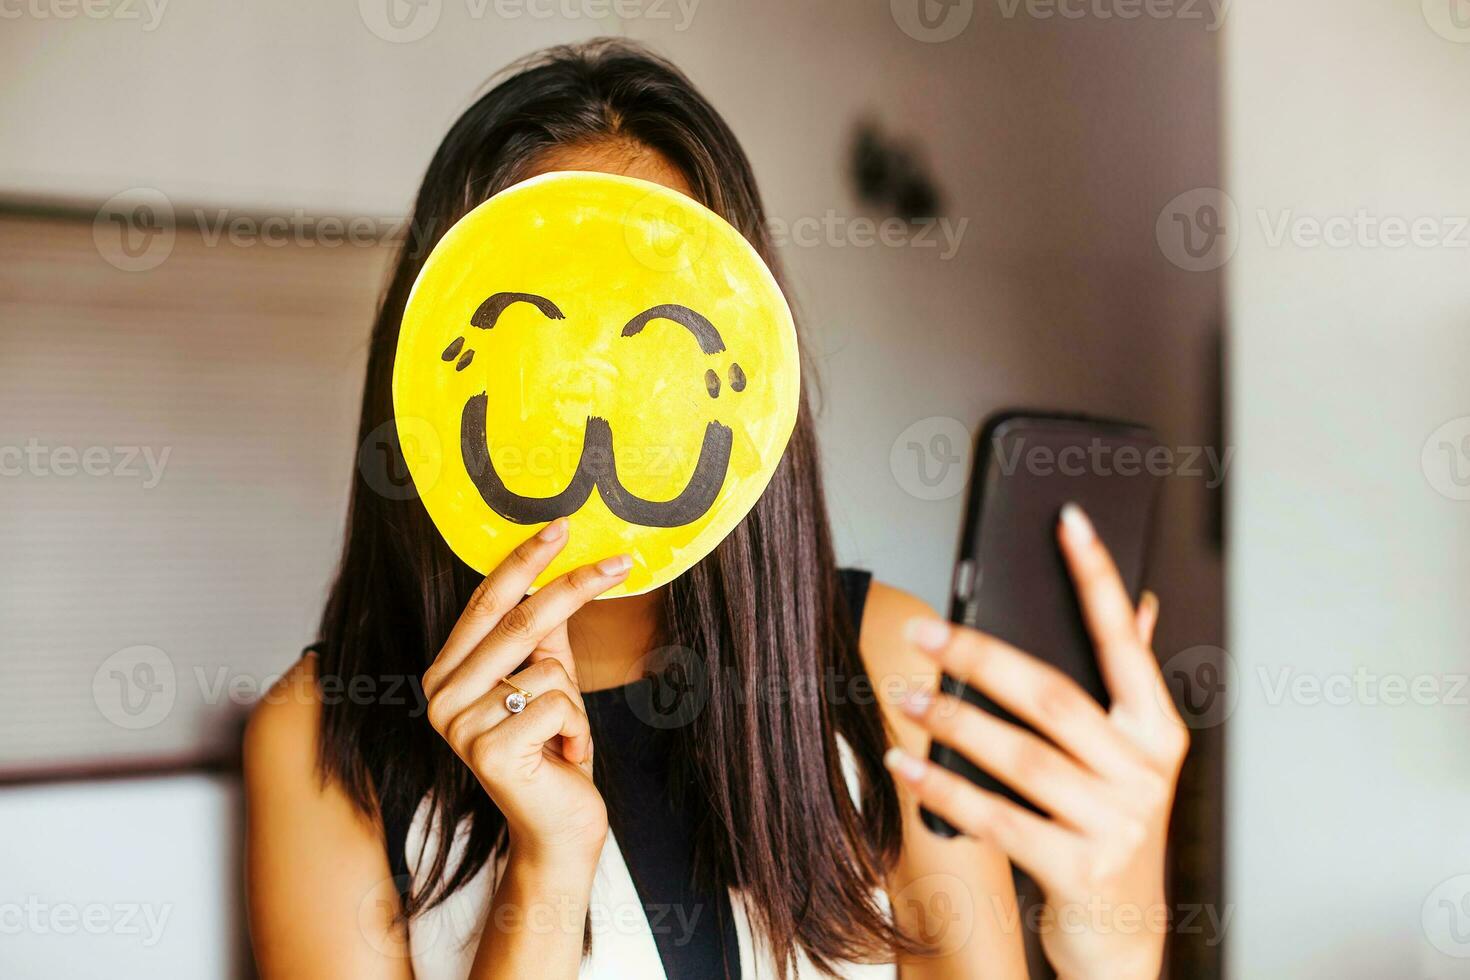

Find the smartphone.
xmin=921 ymin=410 xmax=1162 ymax=837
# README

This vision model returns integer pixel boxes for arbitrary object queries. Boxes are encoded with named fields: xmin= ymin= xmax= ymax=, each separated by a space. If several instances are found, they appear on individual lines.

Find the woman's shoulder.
xmin=858 ymin=577 xmax=933 ymax=628
xmin=243 ymin=652 xmax=324 ymax=778
xmin=242 ymin=651 xmax=379 ymax=825
xmin=854 ymin=578 xmax=942 ymax=754
xmin=242 ymin=651 xmax=385 ymax=834
xmin=243 ymin=652 xmax=408 ymax=971
xmin=857 ymin=576 xmax=941 ymax=672
xmin=242 ymin=651 xmax=389 ymax=887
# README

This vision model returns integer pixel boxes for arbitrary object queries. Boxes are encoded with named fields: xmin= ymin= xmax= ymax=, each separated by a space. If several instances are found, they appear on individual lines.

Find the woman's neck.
xmin=566 ymin=586 xmax=666 ymax=692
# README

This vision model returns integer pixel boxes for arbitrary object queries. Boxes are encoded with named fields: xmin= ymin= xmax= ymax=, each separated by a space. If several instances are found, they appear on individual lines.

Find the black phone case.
xmin=921 ymin=410 xmax=1162 ymax=837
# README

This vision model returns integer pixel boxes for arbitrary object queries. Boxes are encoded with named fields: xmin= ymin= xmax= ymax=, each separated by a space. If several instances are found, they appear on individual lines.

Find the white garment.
xmin=403 ymin=743 xmax=899 ymax=980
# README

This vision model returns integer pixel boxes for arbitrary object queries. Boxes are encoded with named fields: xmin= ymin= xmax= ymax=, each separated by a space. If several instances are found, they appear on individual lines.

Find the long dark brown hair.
xmin=315 ymin=38 xmax=910 ymax=976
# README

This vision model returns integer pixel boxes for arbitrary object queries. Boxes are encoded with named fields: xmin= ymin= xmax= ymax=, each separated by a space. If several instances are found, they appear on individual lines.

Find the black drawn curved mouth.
xmin=461 ymin=397 xmax=732 ymax=527
xmin=448 ymin=291 xmax=745 ymax=529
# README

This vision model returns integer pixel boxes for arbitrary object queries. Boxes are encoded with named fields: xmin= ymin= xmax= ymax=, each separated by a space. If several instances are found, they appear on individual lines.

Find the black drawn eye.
xmin=471 ymin=292 xmax=565 ymax=329
xmin=705 ymin=369 xmax=721 ymax=398
xmin=727 ymin=362 xmax=747 ymax=392
xmin=442 ymin=336 xmax=474 ymax=371
xmin=621 ymin=304 xmax=725 ymax=354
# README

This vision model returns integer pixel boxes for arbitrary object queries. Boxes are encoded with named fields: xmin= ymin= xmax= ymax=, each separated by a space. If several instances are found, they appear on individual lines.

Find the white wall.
xmin=1223 ymin=1 xmax=1470 ymax=976
xmin=1 ymin=2 xmax=1224 ymax=977
xmin=0 ymin=776 xmax=244 ymax=980
xmin=0 ymin=0 xmax=1223 ymax=615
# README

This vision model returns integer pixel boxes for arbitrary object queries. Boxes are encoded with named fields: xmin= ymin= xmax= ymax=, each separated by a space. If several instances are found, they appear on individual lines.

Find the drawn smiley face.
xmin=393 ymin=171 xmax=800 ymax=597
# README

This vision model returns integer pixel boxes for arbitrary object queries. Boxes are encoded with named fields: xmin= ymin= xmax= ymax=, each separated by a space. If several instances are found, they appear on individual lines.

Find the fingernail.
xmin=537 ymin=518 xmax=567 ymax=542
xmin=906 ymin=618 xmax=950 ymax=652
xmin=596 ymin=554 xmax=632 ymax=576
xmin=884 ymin=747 xmax=926 ymax=782
xmin=900 ymin=688 xmax=933 ymax=719
xmin=1060 ymin=502 xmax=1094 ymax=544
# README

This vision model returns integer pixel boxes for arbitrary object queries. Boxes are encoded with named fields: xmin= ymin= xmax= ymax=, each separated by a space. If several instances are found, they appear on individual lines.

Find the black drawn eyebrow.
xmin=470 ymin=292 xmax=566 ymax=329
xmin=620 ymin=304 xmax=725 ymax=355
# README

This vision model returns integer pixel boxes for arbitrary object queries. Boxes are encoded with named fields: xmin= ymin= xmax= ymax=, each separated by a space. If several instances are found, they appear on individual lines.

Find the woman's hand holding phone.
xmin=422 ymin=519 xmax=631 ymax=873
xmin=885 ymin=504 xmax=1189 ymax=980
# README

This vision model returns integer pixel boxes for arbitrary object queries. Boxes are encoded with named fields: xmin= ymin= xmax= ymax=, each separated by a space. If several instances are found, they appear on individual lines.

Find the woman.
xmin=245 ymin=39 xmax=1188 ymax=980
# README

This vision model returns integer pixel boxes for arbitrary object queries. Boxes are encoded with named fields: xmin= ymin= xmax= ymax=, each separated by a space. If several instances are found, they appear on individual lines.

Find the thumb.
xmin=528 ymin=620 xmax=581 ymax=688
xmin=1135 ymin=590 xmax=1160 ymax=647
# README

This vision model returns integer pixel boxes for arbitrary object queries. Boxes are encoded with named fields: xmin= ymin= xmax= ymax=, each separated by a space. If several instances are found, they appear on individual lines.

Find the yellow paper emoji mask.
xmin=392 ymin=171 xmax=800 ymax=597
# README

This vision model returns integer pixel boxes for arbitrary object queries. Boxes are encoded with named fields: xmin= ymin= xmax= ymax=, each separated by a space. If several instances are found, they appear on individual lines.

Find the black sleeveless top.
xmin=383 ymin=568 xmax=873 ymax=980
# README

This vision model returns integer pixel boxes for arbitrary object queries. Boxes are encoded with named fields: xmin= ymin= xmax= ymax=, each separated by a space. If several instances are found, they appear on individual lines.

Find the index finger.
xmin=906 ymin=619 xmax=1143 ymax=782
xmin=427 ymin=519 xmax=568 ymax=689
xmin=529 ymin=620 xmax=579 ymax=687
xmin=1057 ymin=503 xmax=1164 ymax=713
xmin=428 ymin=554 xmax=632 ymax=713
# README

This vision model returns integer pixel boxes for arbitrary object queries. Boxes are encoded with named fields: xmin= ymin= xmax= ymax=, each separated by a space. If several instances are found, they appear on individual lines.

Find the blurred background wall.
xmin=1223 ymin=0 xmax=1470 ymax=975
xmin=5 ymin=0 xmax=1233 ymax=976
